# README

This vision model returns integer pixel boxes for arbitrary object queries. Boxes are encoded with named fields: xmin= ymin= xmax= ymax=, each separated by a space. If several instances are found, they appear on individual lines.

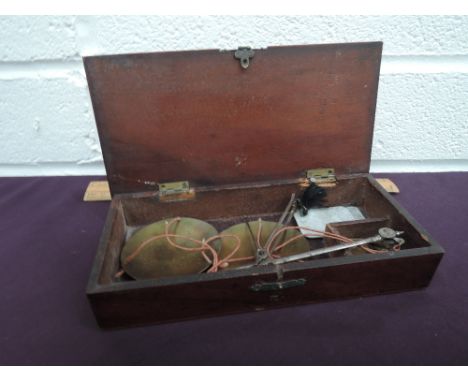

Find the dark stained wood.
xmin=88 ymin=251 xmax=442 ymax=329
xmin=84 ymin=42 xmax=382 ymax=195
xmin=324 ymin=217 xmax=391 ymax=255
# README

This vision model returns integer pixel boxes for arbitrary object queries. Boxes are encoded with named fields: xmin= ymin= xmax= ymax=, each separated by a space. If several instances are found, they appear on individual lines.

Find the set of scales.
xmin=118 ymin=184 xmax=404 ymax=281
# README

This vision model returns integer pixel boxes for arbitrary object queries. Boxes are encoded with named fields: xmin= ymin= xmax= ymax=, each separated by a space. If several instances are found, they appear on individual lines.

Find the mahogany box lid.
xmin=83 ymin=42 xmax=383 ymax=195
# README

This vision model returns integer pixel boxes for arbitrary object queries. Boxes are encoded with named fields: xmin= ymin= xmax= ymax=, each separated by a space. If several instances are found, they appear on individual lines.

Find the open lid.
xmin=84 ymin=42 xmax=382 ymax=195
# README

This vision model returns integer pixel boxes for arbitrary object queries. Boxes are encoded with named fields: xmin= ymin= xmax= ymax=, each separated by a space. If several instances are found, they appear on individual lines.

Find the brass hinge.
xmin=158 ymin=181 xmax=195 ymax=202
xmin=306 ymin=168 xmax=337 ymax=186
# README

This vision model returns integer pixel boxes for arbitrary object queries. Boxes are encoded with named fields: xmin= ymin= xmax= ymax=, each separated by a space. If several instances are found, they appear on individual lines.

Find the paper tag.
xmin=294 ymin=206 xmax=365 ymax=238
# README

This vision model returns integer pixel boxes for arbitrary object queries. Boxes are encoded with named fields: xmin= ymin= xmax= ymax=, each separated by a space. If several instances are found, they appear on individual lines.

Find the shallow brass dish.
xmin=121 ymin=217 xmax=220 ymax=280
xmin=218 ymin=220 xmax=309 ymax=269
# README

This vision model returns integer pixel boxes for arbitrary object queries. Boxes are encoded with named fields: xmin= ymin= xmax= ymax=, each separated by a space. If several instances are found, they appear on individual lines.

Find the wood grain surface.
xmin=84 ymin=42 xmax=382 ymax=195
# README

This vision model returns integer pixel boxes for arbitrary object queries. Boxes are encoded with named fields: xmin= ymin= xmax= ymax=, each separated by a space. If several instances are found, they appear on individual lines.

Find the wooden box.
xmin=84 ymin=42 xmax=444 ymax=329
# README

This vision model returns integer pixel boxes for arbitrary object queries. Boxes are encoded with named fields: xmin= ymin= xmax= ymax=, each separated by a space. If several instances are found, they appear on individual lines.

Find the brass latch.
xmin=158 ymin=181 xmax=195 ymax=202
xmin=306 ymin=168 xmax=337 ymax=186
xmin=250 ymin=278 xmax=307 ymax=292
xmin=234 ymin=47 xmax=254 ymax=69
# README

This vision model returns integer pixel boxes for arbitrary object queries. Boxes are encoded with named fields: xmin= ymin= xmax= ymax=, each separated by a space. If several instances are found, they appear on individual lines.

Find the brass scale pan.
xmin=121 ymin=217 xmax=309 ymax=280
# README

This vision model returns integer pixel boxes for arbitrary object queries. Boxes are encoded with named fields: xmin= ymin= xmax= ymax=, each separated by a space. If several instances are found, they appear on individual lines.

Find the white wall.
xmin=0 ymin=15 xmax=467 ymax=176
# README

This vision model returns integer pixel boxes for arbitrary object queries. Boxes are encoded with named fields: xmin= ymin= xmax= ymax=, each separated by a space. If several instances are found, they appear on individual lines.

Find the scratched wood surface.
xmin=84 ymin=42 xmax=382 ymax=195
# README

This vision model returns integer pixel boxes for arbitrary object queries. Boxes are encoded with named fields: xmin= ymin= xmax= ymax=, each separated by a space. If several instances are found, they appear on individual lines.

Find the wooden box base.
xmin=87 ymin=174 xmax=443 ymax=329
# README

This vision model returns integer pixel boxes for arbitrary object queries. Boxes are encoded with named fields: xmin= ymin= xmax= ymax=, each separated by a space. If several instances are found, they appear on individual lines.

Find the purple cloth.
xmin=0 ymin=173 xmax=467 ymax=365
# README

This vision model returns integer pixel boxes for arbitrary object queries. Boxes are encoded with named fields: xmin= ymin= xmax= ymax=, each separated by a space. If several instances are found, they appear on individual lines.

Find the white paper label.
xmin=294 ymin=206 xmax=365 ymax=238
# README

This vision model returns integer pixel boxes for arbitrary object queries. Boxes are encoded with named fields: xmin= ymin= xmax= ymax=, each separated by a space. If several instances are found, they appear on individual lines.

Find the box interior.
xmin=84 ymin=43 xmax=382 ymax=195
xmin=96 ymin=175 xmax=432 ymax=286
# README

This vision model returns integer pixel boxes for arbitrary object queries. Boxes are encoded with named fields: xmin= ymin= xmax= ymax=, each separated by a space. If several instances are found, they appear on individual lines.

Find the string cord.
xmin=116 ymin=218 xmax=241 ymax=277
xmin=116 ymin=217 xmax=400 ymax=278
xmin=163 ymin=218 xmax=242 ymax=272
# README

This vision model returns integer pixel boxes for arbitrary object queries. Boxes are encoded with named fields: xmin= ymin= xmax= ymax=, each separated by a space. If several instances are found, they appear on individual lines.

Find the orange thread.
xmin=117 ymin=218 xmax=241 ymax=277
xmin=116 ymin=217 xmax=399 ymax=279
